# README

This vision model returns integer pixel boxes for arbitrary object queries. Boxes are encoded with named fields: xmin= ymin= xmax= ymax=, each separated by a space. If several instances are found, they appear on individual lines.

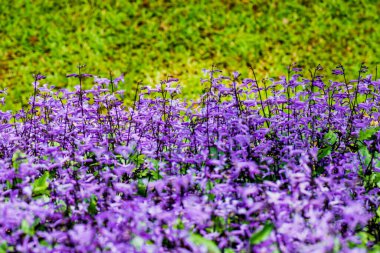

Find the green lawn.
xmin=1 ymin=0 xmax=380 ymax=110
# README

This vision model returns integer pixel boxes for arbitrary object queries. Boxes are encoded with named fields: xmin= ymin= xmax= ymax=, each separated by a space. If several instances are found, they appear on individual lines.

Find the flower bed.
xmin=0 ymin=65 xmax=379 ymax=252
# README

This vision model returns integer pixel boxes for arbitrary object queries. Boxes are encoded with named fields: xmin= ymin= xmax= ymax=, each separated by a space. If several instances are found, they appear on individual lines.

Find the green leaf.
xmin=370 ymin=173 xmax=380 ymax=188
xmin=51 ymin=141 xmax=60 ymax=147
xmin=39 ymin=240 xmax=50 ymax=247
xmin=209 ymin=146 xmax=225 ymax=159
xmin=369 ymin=245 xmax=380 ymax=253
xmin=250 ymin=221 xmax=274 ymax=245
xmin=0 ymin=242 xmax=8 ymax=253
xmin=210 ymin=146 xmax=218 ymax=155
xmin=207 ymin=193 xmax=216 ymax=201
xmin=0 ymin=242 xmax=13 ymax=253
xmin=359 ymin=146 xmax=371 ymax=169
xmin=324 ymin=130 xmax=337 ymax=145
xmin=206 ymin=180 xmax=214 ymax=191
xmin=189 ymin=233 xmax=221 ymax=253
xmin=137 ymin=179 xmax=147 ymax=197
xmin=32 ymin=171 xmax=50 ymax=197
xmin=150 ymin=159 xmax=159 ymax=169
xmin=55 ymin=199 xmax=67 ymax=213
xmin=88 ymin=194 xmax=98 ymax=216
xmin=21 ymin=219 xmax=38 ymax=236
xmin=333 ymin=238 xmax=340 ymax=253
xmin=131 ymin=153 xmax=145 ymax=166
xmin=359 ymin=127 xmax=379 ymax=141
xmin=130 ymin=236 xmax=144 ymax=251
xmin=151 ymin=169 xmax=162 ymax=181
xmin=12 ymin=150 xmax=27 ymax=170
xmin=317 ymin=146 xmax=332 ymax=160
xmin=375 ymin=153 xmax=380 ymax=168
xmin=173 ymin=218 xmax=185 ymax=230
xmin=149 ymin=159 xmax=163 ymax=181
xmin=5 ymin=180 xmax=12 ymax=190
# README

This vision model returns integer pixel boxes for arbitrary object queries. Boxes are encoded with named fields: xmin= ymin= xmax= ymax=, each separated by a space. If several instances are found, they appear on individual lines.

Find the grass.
xmin=1 ymin=0 xmax=380 ymax=110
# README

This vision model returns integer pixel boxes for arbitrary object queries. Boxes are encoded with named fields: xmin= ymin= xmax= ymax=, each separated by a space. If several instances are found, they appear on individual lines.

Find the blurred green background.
xmin=1 ymin=0 xmax=380 ymax=110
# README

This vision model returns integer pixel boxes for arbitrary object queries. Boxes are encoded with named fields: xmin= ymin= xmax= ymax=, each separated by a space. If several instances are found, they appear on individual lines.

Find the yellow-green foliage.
xmin=1 ymin=0 xmax=379 ymax=110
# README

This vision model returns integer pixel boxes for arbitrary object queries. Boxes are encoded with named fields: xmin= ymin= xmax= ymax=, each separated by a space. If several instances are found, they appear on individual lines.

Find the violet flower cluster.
xmin=0 ymin=65 xmax=379 ymax=252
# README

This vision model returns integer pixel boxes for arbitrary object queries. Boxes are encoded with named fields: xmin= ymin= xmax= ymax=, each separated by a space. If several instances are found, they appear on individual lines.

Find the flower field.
xmin=0 ymin=64 xmax=378 ymax=252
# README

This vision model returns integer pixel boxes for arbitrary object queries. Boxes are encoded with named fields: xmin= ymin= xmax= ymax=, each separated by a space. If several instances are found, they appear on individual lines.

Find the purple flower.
xmin=332 ymin=69 xmax=344 ymax=75
xmin=68 ymin=224 xmax=95 ymax=249
xmin=94 ymin=76 xmax=111 ymax=85
xmin=292 ymin=67 xmax=302 ymax=72
xmin=232 ymin=71 xmax=240 ymax=79
xmin=66 ymin=73 xmax=79 ymax=78
xmin=0 ymin=66 xmax=377 ymax=252
xmin=33 ymin=73 xmax=46 ymax=80
xmin=113 ymin=73 xmax=125 ymax=85
xmin=66 ymin=73 xmax=93 ymax=78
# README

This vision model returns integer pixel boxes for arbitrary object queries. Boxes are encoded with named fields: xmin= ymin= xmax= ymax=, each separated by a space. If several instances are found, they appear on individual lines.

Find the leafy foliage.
xmin=32 ymin=171 xmax=49 ymax=197
xmin=250 ymin=221 xmax=274 ymax=245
